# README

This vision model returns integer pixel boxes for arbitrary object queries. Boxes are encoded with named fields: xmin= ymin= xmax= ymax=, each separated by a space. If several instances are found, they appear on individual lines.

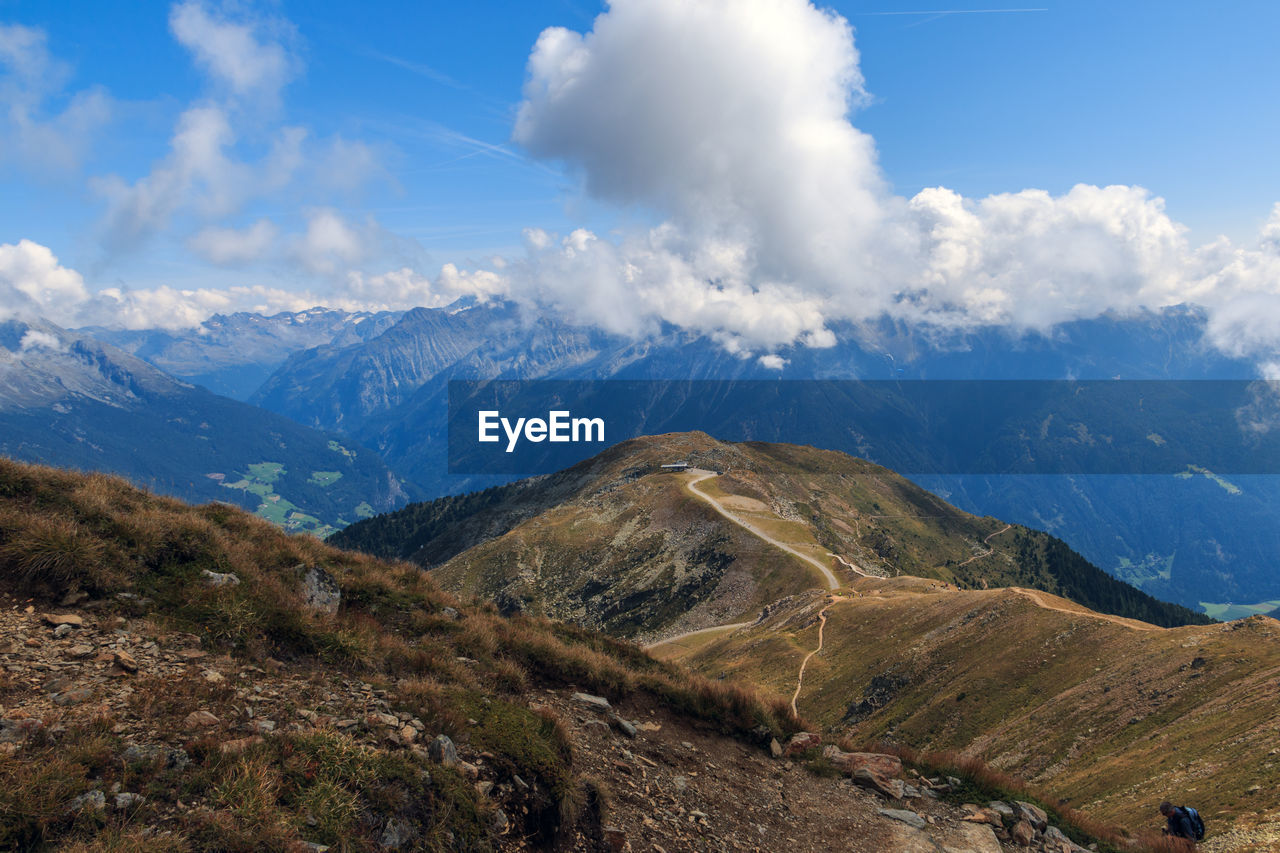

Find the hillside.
xmin=80 ymin=308 xmax=401 ymax=401
xmin=0 ymin=318 xmax=413 ymax=535
xmin=655 ymin=576 xmax=1280 ymax=833
xmin=332 ymin=433 xmax=1209 ymax=638
xmin=0 ymin=456 xmax=1160 ymax=852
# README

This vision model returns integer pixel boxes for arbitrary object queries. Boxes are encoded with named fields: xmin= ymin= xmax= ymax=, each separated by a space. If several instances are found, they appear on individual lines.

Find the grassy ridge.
xmin=0 ymin=456 xmax=802 ymax=850
xmin=335 ymin=432 xmax=1209 ymax=630
xmin=671 ymin=576 xmax=1280 ymax=830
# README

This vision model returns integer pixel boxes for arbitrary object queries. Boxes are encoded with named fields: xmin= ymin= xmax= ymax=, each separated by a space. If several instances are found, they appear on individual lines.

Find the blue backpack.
xmin=1181 ymin=806 xmax=1206 ymax=841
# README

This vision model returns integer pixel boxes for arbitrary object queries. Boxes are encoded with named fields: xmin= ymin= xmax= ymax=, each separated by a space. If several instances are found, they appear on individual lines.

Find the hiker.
xmin=1160 ymin=801 xmax=1203 ymax=842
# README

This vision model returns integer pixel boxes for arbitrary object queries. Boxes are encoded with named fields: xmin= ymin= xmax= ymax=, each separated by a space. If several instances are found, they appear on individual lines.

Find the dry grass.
xmin=0 ymin=456 xmax=805 ymax=849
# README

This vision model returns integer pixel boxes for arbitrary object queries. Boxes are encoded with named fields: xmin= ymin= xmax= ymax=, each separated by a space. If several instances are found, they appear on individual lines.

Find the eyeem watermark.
xmin=478 ymin=410 xmax=605 ymax=453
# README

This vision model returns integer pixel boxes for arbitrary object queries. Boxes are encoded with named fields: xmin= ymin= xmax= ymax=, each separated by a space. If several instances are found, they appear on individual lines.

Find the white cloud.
xmin=289 ymin=209 xmax=373 ymax=275
xmin=0 ymin=23 xmax=112 ymax=174
xmin=18 ymin=329 xmax=65 ymax=352
xmin=85 ymin=284 xmax=322 ymax=330
xmin=88 ymin=3 xmax=386 ymax=260
xmin=168 ymin=1 xmax=298 ymax=105
xmin=497 ymin=0 xmax=1280 ymax=359
xmin=187 ymin=219 xmax=279 ymax=265
xmin=0 ymin=240 xmax=90 ymax=323
xmin=345 ymin=264 xmax=506 ymax=310
xmin=758 ymin=354 xmax=787 ymax=370
xmin=515 ymin=0 xmax=885 ymax=293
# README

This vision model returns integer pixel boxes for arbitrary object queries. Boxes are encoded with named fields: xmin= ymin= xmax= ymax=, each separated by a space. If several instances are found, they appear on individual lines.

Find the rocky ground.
xmin=0 ymin=589 xmax=1106 ymax=852
xmin=537 ymin=689 xmax=1098 ymax=853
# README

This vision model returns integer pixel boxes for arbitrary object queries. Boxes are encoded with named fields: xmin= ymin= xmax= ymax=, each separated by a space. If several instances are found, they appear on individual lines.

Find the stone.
xmin=53 ymin=623 xmax=75 ymax=638
xmin=67 ymin=790 xmax=106 ymax=813
xmin=428 ymin=734 xmax=458 ymax=768
xmin=68 ymin=644 xmax=94 ymax=658
xmin=122 ymin=744 xmax=162 ymax=764
xmin=490 ymin=808 xmax=509 ymax=834
xmin=114 ymin=792 xmax=144 ymax=810
xmin=112 ymin=650 xmax=138 ymax=672
xmin=400 ymin=725 xmax=418 ymax=744
xmin=603 ymin=825 xmax=630 ymax=853
xmin=853 ymin=767 xmax=905 ymax=800
xmin=878 ymin=809 xmax=927 ymax=830
xmin=821 ymin=747 xmax=903 ymax=778
xmin=201 ymin=570 xmax=240 ymax=586
xmin=784 ymin=731 xmax=822 ymax=756
xmin=0 ymin=717 xmax=43 ymax=742
xmin=609 ymin=715 xmax=637 ymax=738
xmin=202 ymin=669 xmax=224 ymax=683
xmin=43 ymin=675 xmax=73 ymax=694
xmin=950 ymin=823 xmax=1005 ymax=853
xmin=459 ymin=761 xmax=480 ymax=780
xmin=440 ymin=606 xmax=460 ymax=620
xmin=184 ymin=710 xmax=220 ymax=728
xmin=988 ymin=801 xmax=1015 ymax=820
xmin=962 ymin=807 xmax=1005 ymax=827
xmin=1014 ymin=801 xmax=1049 ymax=831
xmin=53 ymin=688 xmax=93 ymax=706
xmin=251 ymin=719 xmax=276 ymax=733
xmin=475 ymin=781 xmax=493 ymax=797
xmin=1011 ymin=819 xmax=1036 ymax=846
xmin=769 ymin=737 xmax=783 ymax=759
xmin=59 ymin=591 xmax=88 ymax=607
xmin=571 ymin=692 xmax=611 ymax=711
xmin=219 ymin=736 xmax=263 ymax=755
xmin=42 ymin=613 xmax=84 ymax=627
xmin=380 ymin=818 xmax=414 ymax=850
xmin=301 ymin=566 xmax=341 ymax=614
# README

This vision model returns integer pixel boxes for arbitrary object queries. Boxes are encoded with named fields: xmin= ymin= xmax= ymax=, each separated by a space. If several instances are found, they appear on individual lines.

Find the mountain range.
xmin=0 ymin=317 xmax=413 ymax=535
xmin=3 ymin=298 xmax=1268 ymax=613
xmin=221 ymin=300 xmax=1269 ymax=613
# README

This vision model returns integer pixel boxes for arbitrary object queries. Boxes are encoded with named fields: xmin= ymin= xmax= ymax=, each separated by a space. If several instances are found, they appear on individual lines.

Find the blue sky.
xmin=2 ymin=1 xmax=1279 ymax=357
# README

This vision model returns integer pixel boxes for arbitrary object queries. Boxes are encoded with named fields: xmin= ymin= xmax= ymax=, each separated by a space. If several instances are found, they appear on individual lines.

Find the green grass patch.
xmin=1200 ymin=599 xmax=1280 ymax=621
xmin=308 ymin=471 xmax=343 ymax=487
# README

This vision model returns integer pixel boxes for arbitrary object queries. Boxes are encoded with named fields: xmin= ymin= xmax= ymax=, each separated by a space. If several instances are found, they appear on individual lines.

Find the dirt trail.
xmin=791 ymin=596 xmax=842 ymax=716
xmin=642 ymin=620 xmax=756 ymax=651
xmin=956 ymin=523 xmax=1013 ymax=567
xmin=829 ymin=553 xmax=872 ymax=578
xmin=684 ymin=470 xmax=842 ymax=590
xmin=1010 ymin=587 xmax=1159 ymax=631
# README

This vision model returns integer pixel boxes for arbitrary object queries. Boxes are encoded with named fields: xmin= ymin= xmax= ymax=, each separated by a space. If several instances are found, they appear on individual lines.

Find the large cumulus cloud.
xmin=494 ymin=0 xmax=1280 ymax=359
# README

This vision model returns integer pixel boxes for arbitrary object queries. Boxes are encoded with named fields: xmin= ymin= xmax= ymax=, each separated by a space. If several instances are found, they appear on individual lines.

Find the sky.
xmin=1 ymin=0 xmax=1279 ymax=363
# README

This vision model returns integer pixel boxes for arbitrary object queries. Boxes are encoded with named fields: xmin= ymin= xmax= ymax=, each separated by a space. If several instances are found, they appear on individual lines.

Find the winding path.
xmin=1009 ymin=587 xmax=1158 ymax=631
xmin=643 ymin=620 xmax=756 ymax=651
xmin=956 ymin=523 xmax=1013 ymax=567
xmin=791 ymin=597 xmax=842 ymax=716
xmin=684 ymin=470 xmax=842 ymax=590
